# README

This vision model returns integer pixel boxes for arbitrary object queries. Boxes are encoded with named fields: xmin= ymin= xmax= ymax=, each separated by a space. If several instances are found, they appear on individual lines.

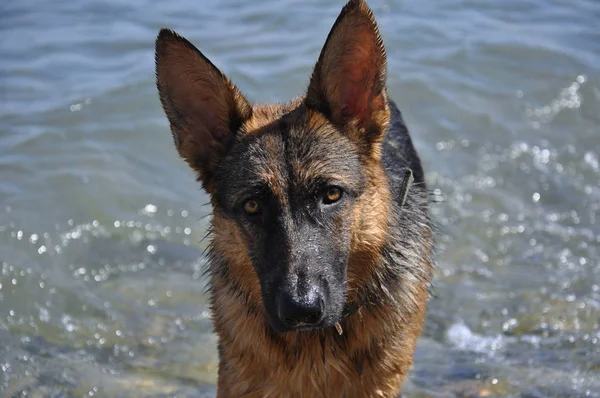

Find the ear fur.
xmin=306 ymin=0 xmax=390 ymax=146
xmin=155 ymin=29 xmax=252 ymax=186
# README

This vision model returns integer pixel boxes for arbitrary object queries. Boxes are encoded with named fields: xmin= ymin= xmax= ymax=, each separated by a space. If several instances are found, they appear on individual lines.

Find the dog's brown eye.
xmin=243 ymin=199 xmax=260 ymax=215
xmin=323 ymin=187 xmax=343 ymax=204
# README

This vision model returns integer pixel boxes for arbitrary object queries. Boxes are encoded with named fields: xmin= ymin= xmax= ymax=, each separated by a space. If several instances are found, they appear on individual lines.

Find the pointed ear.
xmin=306 ymin=0 xmax=389 ymax=144
xmin=155 ymin=29 xmax=252 ymax=186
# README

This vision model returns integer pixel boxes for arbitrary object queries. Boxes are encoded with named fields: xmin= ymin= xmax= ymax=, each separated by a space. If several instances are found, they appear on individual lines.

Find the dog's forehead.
xmin=222 ymin=105 xmax=362 ymax=201
xmin=242 ymin=100 xmax=303 ymax=133
xmin=244 ymin=117 xmax=358 ymax=182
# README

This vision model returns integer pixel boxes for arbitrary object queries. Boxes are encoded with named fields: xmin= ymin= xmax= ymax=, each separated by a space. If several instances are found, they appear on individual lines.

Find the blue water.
xmin=1 ymin=0 xmax=599 ymax=396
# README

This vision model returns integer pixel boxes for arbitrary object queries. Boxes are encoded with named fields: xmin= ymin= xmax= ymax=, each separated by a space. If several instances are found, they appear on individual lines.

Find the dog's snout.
xmin=277 ymin=289 xmax=325 ymax=328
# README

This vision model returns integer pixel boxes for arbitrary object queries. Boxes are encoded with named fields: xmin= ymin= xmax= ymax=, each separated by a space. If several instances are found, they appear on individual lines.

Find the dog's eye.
xmin=243 ymin=199 xmax=261 ymax=215
xmin=323 ymin=187 xmax=343 ymax=204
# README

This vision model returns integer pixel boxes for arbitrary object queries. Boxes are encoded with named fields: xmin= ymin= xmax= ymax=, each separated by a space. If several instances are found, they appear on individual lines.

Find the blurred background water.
xmin=1 ymin=0 xmax=599 ymax=397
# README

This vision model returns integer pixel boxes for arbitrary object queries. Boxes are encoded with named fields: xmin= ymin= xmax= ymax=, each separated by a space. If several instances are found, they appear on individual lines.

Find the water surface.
xmin=1 ymin=0 xmax=599 ymax=396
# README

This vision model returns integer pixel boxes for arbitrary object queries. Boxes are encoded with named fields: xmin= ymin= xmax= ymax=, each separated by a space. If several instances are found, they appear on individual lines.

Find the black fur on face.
xmin=212 ymin=107 xmax=366 ymax=333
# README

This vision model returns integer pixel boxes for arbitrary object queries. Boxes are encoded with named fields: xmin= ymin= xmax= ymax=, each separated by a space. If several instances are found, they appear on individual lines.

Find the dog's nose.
xmin=277 ymin=289 xmax=324 ymax=328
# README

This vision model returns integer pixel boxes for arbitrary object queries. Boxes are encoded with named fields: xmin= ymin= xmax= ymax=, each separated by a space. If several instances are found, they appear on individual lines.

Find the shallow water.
xmin=1 ymin=0 xmax=599 ymax=396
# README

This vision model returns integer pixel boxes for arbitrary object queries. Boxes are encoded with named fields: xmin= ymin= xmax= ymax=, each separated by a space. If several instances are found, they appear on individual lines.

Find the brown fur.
xmin=208 ymin=109 xmax=430 ymax=396
xmin=155 ymin=0 xmax=433 ymax=396
xmin=212 ymin=185 xmax=429 ymax=397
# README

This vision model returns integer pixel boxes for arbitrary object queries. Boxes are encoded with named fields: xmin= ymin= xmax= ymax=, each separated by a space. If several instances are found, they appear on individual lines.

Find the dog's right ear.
xmin=155 ymin=29 xmax=252 ymax=188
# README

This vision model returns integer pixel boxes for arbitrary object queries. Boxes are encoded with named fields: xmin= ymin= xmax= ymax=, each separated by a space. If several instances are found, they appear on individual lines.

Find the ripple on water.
xmin=2 ymin=0 xmax=600 ymax=396
xmin=0 ymin=205 xmax=218 ymax=395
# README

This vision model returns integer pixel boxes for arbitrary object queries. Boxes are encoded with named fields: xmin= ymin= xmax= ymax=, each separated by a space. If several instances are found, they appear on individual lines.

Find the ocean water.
xmin=1 ymin=0 xmax=599 ymax=396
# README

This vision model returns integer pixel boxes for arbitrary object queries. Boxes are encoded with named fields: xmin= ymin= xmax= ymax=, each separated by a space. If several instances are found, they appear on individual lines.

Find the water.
xmin=1 ymin=0 xmax=599 ymax=396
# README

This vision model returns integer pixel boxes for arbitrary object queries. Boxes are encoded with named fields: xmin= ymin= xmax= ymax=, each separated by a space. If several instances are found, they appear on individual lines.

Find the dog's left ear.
xmin=306 ymin=0 xmax=390 ymax=147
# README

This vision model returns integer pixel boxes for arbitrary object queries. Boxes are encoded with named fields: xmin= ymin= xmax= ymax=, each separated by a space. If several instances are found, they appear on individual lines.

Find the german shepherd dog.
xmin=155 ymin=0 xmax=434 ymax=396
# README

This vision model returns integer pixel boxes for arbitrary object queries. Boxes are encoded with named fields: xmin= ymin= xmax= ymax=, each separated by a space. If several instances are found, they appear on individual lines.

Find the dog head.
xmin=156 ymin=0 xmax=390 ymax=333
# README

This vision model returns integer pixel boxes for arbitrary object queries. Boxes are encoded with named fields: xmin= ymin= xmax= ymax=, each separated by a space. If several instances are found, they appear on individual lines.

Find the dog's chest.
xmin=223 ymin=343 xmax=403 ymax=398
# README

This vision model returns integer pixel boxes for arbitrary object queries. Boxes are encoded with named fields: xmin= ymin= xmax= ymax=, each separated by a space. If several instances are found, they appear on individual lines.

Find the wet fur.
xmin=155 ymin=1 xmax=434 ymax=396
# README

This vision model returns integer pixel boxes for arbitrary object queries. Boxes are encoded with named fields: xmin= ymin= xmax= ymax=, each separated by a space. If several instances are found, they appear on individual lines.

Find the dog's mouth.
xmin=260 ymin=272 xmax=351 ymax=333
xmin=285 ymin=322 xmax=326 ymax=332
xmin=288 ymin=320 xmax=345 ymax=335
xmin=268 ymin=315 xmax=341 ymax=334
xmin=264 ymin=291 xmax=349 ymax=334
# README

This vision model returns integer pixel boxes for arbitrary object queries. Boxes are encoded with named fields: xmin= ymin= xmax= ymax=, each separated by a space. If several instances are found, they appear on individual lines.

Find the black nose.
xmin=277 ymin=289 xmax=324 ymax=328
